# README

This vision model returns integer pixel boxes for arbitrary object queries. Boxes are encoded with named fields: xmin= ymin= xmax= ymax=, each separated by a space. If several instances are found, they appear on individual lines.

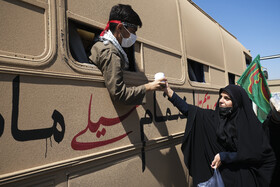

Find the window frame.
xmin=0 ymin=0 xmax=56 ymax=67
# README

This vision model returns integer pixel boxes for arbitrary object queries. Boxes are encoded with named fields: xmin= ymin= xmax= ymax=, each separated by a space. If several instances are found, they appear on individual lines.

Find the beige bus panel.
xmin=67 ymin=0 xmax=182 ymax=53
xmin=0 ymin=0 xmax=56 ymax=66
xmin=132 ymin=0 xmax=183 ymax=83
xmin=143 ymin=91 xmax=191 ymax=140
xmin=0 ymin=74 xmax=137 ymax=175
xmin=179 ymin=0 xmax=224 ymax=70
xmin=268 ymin=80 xmax=280 ymax=93
xmin=221 ymin=28 xmax=247 ymax=75
xmin=2 ymin=168 xmax=67 ymax=187
xmin=142 ymin=45 xmax=183 ymax=81
xmin=66 ymin=0 xmax=114 ymax=28
xmin=68 ymin=144 xmax=188 ymax=187
xmin=0 ymin=74 xmax=189 ymax=181
xmin=4 ymin=144 xmax=189 ymax=187
xmin=210 ymin=67 xmax=227 ymax=87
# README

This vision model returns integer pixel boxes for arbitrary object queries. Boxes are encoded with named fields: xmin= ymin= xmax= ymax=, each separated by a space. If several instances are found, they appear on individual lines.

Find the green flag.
xmin=237 ymin=55 xmax=271 ymax=122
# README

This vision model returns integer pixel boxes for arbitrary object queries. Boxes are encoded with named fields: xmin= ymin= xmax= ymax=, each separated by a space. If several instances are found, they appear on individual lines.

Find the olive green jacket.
xmin=89 ymin=41 xmax=146 ymax=105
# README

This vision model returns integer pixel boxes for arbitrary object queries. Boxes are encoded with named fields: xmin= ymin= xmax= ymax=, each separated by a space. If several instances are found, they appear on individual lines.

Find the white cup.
xmin=154 ymin=72 xmax=165 ymax=81
xmin=154 ymin=72 xmax=166 ymax=88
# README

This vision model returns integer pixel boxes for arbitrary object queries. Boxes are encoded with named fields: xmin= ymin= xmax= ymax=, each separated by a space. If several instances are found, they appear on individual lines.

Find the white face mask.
xmin=121 ymin=27 xmax=137 ymax=48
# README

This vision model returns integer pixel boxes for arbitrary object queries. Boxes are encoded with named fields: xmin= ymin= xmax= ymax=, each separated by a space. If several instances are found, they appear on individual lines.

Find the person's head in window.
xmin=100 ymin=4 xmax=142 ymax=48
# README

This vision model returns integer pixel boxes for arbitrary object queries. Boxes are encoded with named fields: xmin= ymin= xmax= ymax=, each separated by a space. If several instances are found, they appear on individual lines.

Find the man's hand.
xmin=145 ymin=78 xmax=166 ymax=91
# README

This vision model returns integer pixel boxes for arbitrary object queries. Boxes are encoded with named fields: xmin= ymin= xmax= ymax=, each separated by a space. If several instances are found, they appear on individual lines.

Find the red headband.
xmin=100 ymin=20 xmax=121 ymax=36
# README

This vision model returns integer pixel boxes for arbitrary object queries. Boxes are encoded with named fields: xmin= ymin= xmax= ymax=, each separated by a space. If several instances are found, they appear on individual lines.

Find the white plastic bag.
xmin=197 ymin=169 xmax=225 ymax=187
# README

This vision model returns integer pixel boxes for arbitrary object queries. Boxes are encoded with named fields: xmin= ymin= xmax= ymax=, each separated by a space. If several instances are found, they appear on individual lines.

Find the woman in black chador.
xmin=164 ymin=83 xmax=276 ymax=186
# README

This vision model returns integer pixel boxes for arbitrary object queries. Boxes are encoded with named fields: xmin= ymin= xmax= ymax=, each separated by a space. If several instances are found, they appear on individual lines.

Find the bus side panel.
xmin=68 ymin=144 xmax=189 ymax=187
xmin=0 ymin=74 xmax=193 ymax=186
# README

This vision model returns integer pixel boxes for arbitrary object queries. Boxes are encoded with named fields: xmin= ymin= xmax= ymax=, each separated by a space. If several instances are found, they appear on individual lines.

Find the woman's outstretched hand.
xmin=163 ymin=81 xmax=174 ymax=98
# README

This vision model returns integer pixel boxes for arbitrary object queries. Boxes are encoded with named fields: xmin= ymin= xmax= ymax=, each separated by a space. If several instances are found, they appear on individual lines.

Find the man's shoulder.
xmin=90 ymin=40 xmax=123 ymax=69
xmin=93 ymin=41 xmax=119 ymax=54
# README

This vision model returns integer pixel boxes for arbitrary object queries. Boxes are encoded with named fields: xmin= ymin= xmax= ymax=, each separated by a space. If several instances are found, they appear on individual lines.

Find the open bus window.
xmin=187 ymin=59 xmax=205 ymax=83
xmin=123 ymin=45 xmax=137 ymax=72
xmin=228 ymin=73 xmax=235 ymax=84
xmin=68 ymin=20 xmax=137 ymax=72
xmin=68 ymin=20 xmax=101 ymax=63
xmin=245 ymin=56 xmax=251 ymax=67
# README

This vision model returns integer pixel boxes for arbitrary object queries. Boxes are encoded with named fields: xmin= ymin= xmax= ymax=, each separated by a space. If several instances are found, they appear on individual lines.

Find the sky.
xmin=192 ymin=0 xmax=280 ymax=80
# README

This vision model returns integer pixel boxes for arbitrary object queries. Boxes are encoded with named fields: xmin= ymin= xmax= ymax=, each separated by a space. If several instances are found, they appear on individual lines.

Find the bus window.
xmin=123 ymin=44 xmax=137 ymax=72
xmin=245 ymin=56 xmax=251 ymax=67
xmin=228 ymin=73 xmax=235 ymax=84
xmin=68 ymin=20 xmax=101 ymax=64
xmin=0 ymin=0 xmax=54 ymax=65
xmin=188 ymin=59 xmax=205 ymax=83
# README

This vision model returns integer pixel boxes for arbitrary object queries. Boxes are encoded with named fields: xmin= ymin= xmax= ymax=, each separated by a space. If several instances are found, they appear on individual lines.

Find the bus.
xmin=0 ymin=0 xmax=251 ymax=186
xmin=268 ymin=80 xmax=280 ymax=93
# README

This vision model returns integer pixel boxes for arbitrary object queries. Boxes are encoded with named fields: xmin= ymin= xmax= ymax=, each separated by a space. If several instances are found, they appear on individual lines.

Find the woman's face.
xmin=219 ymin=91 xmax=233 ymax=108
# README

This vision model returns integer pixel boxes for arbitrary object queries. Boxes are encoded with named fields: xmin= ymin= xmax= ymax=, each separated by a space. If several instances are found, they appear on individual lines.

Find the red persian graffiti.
xmin=71 ymin=95 xmax=137 ymax=150
xmin=197 ymin=92 xmax=217 ymax=109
